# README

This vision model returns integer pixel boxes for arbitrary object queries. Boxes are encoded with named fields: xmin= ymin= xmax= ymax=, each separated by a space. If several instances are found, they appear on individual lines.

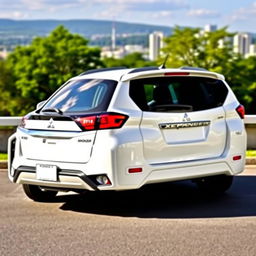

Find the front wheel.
xmin=22 ymin=184 xmax=58 ymax=202
xmin=195 ymin=175 xmax=233 ymax=195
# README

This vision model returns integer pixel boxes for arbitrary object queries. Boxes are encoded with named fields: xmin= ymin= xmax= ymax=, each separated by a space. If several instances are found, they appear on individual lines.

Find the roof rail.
xmin=128 ymin=66 xmax=159 ymax=74
xmin=179 ymin=66 xmax=208 ymax=71
xmin=79 ymin=67 xmax=127 ymax=76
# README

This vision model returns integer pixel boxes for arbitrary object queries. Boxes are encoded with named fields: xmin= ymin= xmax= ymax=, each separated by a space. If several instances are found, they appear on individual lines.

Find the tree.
xmin=225 ymin=56 xmax=256 ymax=114
xmin=103 ymin=52 xmax=156 ymax=68
xmin=4 ymin=26 xmax=103 ymax=115
xmin=161 ymin=26 xmax=256 ymax=114
xmin=161 ymin=26 xmax=235 ymax=72
xmin=0 ymin=60 xmax=15 ymax=115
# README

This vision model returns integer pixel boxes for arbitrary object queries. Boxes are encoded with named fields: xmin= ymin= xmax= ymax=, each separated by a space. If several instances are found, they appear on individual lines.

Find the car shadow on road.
xmin=58 ymin=175 xmax=256 ymax=219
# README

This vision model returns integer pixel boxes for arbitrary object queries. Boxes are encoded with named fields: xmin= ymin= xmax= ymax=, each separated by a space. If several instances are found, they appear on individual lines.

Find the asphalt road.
xmin=1 ymin=166 xmax=256 ymax=256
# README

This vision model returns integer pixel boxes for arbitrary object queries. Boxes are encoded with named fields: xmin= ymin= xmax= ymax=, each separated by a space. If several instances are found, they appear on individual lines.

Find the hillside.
xmin=0 ymin=19 xmax=172 ymax=37
xmin=0 ymin=19 xmax=172 ymax=49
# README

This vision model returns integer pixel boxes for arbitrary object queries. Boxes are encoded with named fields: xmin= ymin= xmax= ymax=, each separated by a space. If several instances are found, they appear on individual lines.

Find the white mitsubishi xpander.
xmin=8 ymin=66 xmax=247 ymax=201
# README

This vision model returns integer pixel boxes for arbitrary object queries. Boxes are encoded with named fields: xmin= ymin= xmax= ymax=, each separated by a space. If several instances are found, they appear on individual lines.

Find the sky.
xmin=0 ymin=0 xmax=256 ymax=32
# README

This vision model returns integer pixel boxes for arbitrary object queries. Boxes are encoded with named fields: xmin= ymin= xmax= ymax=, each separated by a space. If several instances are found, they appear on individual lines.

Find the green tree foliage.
xmin=161 ymin=26 xmax=234 ymax=71
xmin=4 ymin=25 xmax=102 ymax=115
xmin=0 ymin=60 xmax=15 ymax=115
xmin=103 ymin=52 xmax=156 ymax=68
xmin=161 ymin=26 xmax=256 ymax=114
xmin=225 ymin=56 xmax=256 ymax=113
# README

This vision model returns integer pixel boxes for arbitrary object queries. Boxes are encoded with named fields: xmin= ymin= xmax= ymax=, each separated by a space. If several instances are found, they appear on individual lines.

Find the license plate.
xmin=36 ymin=164 xmax=57 ymax=181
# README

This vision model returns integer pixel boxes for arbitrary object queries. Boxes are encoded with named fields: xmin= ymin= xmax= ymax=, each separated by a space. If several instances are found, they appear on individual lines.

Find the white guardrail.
xmin=0 ymin=115 xmax=255 ymax=152
xmin=0 ymin=115 xmax=255 ymax=126
xmin=0 ymin=116 xmax=22 ymax=126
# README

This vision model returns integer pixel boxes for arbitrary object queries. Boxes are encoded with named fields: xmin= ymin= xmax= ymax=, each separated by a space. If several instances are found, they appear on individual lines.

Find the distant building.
xmin=101 ymin=46 xmax=125 ymax=59
xmin=0 ymin=48 xmax=8 ymax=59
xmin=204 ymin=24 xmax=217 ymax=33
xmin=233 ymin=33 xmax=252 ymax=56
xmin=101 ymin=44 xmax=147 ymax=59
xmin=149 ymin=31 xmax=164 ymax=61
xmin=247 ymin=44 xmax=256 ymax=57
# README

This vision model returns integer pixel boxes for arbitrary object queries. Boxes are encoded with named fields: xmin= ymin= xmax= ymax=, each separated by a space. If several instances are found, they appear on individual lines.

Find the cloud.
xmin=230 ymin=2 xmax=256 ymax=22
xmin=0 ymin=10 xmax=29 ymax=19
xmin=81 ymin=0 xmax=187 ymax=22
xmin=91 ymin=0 xmax=189 ymax=12
xmin=187 ymin=9 xmax=220 ymax=18
xmin=151 ymin=11 xmax=174 ymax=18
xmin=21 ymin=0 xmax=81 ymax=10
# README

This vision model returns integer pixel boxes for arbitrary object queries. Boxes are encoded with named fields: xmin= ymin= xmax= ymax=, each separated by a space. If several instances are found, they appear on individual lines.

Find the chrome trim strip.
xmin=18 ymin=127 xmax=81 ymax=138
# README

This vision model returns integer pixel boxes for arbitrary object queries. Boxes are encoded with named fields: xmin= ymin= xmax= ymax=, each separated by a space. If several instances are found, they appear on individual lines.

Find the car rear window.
xmin=129 ymin=77 xmax=228 ymax=112
xmin=42 ymin=79 xmax=117 ymax=113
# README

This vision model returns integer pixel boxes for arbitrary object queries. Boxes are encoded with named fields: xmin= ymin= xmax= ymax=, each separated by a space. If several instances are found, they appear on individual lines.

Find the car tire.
xmin=22 ymin=184 xmax=58 ymax=202
xmin=195 ymin=175 xmax=233 ymax=195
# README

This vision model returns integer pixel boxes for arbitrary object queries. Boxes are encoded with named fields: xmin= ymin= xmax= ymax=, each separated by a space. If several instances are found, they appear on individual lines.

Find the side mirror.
xmin=36 ymin=100 xmax=47 ymax=110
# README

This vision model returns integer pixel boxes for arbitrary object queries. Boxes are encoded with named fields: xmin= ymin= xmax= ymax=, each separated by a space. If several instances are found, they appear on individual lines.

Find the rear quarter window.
xmin=129 ymin=77 xmax=228 ymax=112
xmin=42 ymin=79 xmax=117 ymax=114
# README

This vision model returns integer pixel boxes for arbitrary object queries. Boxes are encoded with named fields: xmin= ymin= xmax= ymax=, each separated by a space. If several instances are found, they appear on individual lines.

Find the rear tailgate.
xmin=18 ymin=118 xmax=96 ymax=163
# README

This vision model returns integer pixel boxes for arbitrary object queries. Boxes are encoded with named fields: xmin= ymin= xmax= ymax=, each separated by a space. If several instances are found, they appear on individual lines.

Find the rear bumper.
xmin=8 ymin=129 xmax=246 ymax=192
xmin=11 ymin=166 xmax=98 ymax=191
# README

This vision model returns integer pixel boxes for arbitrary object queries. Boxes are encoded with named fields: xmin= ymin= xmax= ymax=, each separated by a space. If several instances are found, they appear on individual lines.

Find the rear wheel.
xmin=195 ymin=175 xmax=233 ymax=195
xmin=22 ymin=184 xmax=58 ymax=202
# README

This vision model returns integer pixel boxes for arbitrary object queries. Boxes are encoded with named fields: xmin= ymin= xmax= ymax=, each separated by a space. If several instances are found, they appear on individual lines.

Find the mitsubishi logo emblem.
xmin=47 ymin=118 xmax=55 ymax=129
xmin=183 ymin=113 xmax=191 ymax=122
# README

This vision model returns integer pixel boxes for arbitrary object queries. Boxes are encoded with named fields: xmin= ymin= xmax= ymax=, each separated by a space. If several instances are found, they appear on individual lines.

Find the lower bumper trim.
xmin=13 ymin=166 xmax=99 ymax=191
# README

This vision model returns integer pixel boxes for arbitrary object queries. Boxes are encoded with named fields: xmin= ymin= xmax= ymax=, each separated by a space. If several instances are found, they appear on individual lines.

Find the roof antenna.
xmin=159 ymin=54 xmax=169 ymax=69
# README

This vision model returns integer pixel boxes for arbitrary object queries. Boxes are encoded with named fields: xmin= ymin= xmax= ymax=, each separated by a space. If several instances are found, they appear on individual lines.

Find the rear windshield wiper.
xmin=41 ymin=108 xmax=63 ymax=115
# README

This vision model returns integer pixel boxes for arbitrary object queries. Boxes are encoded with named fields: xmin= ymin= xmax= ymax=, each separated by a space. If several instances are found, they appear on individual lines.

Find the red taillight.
xmin=20 ymin=115 xmax=29 ymax=128
xmin=76 ymin=113 xmax=128 ymax=131
xmin=164 ymin=72 xmax=190 ymax=76
xmin=99 ymin=114 xmax=127 ymax=129
xmin=76 ymin=116 xmax=97 ymax=130
xmin=236 ymin=104 xmax=245 ymax=119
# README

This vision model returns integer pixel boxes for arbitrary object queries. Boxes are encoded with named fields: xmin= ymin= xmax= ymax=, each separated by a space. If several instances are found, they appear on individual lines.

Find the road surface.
xmin=0 ymin=166 xmax=256 ymax=256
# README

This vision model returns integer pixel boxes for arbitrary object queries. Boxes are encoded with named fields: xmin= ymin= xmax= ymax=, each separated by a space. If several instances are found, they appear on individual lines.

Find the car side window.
xmin=42 ymin=79 xmax=117 ymax=113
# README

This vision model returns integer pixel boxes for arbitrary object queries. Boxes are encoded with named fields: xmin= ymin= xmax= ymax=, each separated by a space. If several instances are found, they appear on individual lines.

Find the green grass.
xmin=246 ymin=150 xmax=256 ymax=157
xmin=0 ymin=153 xmax=7 ymax=160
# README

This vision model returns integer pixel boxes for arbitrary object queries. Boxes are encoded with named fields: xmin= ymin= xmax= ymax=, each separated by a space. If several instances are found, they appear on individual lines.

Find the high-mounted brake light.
xmin=236 ymin=104 xmax=245 ymax=119
xmin=76 ymin=113 xmax=128 ymax=131
xmin=164 ymin=72 xmax=190 ymax=76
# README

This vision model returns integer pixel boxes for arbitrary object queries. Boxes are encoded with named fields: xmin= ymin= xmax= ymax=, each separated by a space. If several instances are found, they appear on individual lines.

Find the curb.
xmin=246 ymin=158 xmax=256 ymax=165
xmin=0 ymin=161 xmax=7 ymax=170
xmin=1 ymin=158 xmax=256 ymax=170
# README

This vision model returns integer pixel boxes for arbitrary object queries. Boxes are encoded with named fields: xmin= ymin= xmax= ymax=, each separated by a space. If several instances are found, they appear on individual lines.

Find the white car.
xmin=8 ymin=66 xmax=247 ymax=201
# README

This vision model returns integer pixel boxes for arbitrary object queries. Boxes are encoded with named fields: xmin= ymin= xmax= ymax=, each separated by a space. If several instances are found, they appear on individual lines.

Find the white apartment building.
xmin=248 ymin=44 xmax=256 ymax=57
xmin=233 ymin=33 xmax=252 ymax=56
xmin=149 ymin=31 xmax=164 ymax=61
xmin=204 ymin=24 xmax=217 ymax=33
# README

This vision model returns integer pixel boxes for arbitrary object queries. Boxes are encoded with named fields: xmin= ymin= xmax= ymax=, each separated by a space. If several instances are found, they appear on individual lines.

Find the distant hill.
xmin=0 ymin=19 xmax=172 ymax=49
xmin=0 ymin=19 xmax=172 ymax=37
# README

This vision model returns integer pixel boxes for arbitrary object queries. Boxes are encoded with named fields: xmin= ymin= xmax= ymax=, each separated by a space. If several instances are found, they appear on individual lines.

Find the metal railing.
xmin=0 ymin=115 xmax=255 ymax=152
xmin=0 ymin=116 xmax=22 ymax=126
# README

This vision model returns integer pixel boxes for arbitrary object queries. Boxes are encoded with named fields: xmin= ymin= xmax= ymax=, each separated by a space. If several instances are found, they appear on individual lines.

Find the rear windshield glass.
xmin=42 ymin=79 xmax=117 ymax=113
xmin=129 ymin=77 xmax=228 ymax=112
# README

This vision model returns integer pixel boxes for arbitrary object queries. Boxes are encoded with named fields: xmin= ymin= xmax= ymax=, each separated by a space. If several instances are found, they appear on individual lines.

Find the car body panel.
xmin=8 ymin=67 xmax=247 ymax=192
